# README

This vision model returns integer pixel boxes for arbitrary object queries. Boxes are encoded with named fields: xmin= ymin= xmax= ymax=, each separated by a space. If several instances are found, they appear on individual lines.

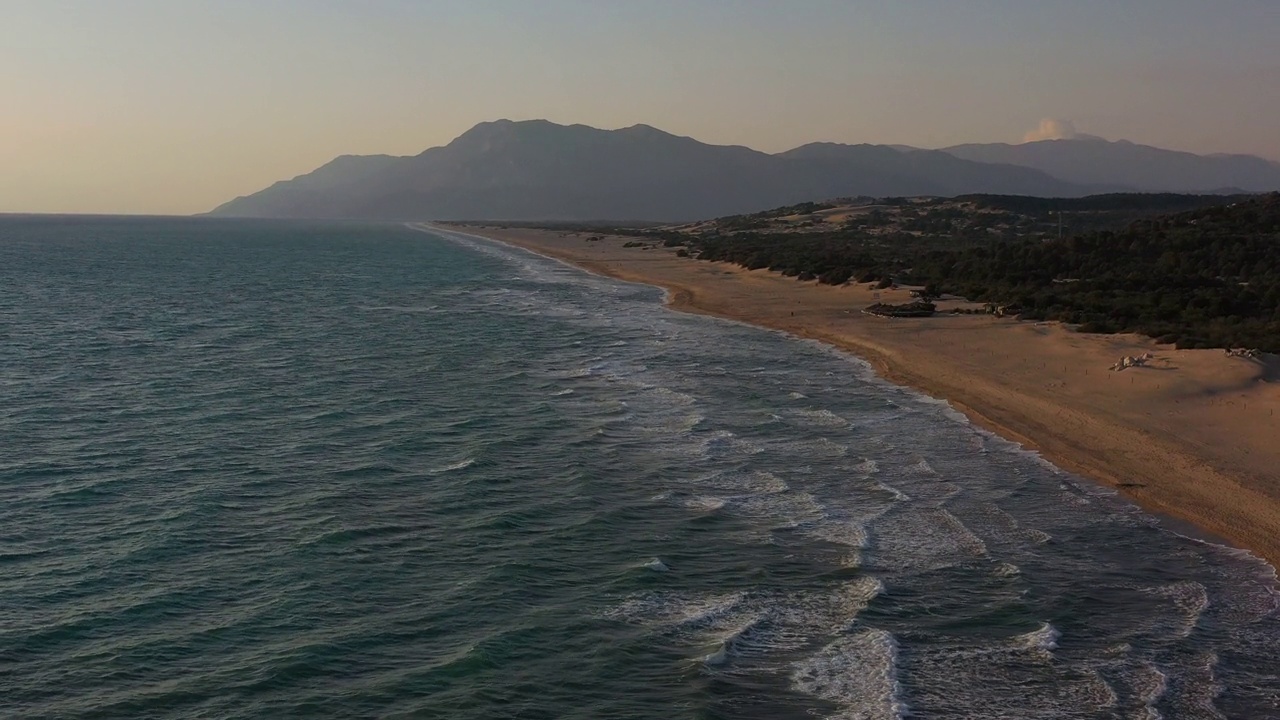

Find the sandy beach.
xmin=444 ymin=225 xmax=1280 ymax=569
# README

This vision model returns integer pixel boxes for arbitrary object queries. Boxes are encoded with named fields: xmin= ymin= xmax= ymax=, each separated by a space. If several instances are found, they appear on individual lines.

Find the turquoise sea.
xmin=1 ymin=216 xmax=1278 ymax=719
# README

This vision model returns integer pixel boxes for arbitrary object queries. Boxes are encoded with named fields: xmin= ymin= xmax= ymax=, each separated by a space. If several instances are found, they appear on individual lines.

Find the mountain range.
xmin=209 ymin=120 xmax=1280 ymax=221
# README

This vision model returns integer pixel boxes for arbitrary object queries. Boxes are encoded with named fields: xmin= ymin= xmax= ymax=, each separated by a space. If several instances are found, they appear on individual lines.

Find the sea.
xmin=1 ymin=215 xmax=1278 ymax=719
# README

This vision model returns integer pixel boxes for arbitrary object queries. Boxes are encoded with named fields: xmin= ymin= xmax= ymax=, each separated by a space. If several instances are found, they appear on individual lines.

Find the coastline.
xmin=432 ymin=224 xmax=1280 ymax=571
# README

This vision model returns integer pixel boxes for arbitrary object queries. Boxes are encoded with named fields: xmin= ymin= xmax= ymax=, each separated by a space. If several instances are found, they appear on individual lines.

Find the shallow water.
xmin=1 ymin=216 xmax=1277 ymax=718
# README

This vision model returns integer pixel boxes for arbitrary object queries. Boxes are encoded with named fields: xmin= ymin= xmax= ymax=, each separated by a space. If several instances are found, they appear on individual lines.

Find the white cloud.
xmin=1023 ymin=118 xmax=1078 ymax=143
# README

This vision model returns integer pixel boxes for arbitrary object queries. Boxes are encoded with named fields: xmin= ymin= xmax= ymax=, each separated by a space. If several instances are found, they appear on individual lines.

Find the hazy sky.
xmin=3 ymin=0 xmax=1278 ymax=215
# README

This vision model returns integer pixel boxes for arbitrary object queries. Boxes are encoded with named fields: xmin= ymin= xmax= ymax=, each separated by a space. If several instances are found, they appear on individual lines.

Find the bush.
xmin=819 ymin=267 xmax=854 ymax=285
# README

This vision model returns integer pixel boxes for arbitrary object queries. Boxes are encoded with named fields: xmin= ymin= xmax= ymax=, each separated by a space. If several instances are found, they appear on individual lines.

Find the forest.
xmin=664 ymin=194 xmax=1280 ymax=352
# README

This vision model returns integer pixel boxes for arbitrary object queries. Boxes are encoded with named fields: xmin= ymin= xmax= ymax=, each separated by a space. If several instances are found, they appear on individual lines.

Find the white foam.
xmin=792 ymin=629 xmax=908 ymax=720
xmin=697 ymin=430 xmax=763 ymax=459
xmin=1167 ymin=652 xmax=1227 ymax=720
xmin=938 ymin=508 xmax=989 ymax=557
xmin=357 ymin=304 xmax=440 ymax=313
xmin=735 ymin=491 xmax=826 ymax=528
xmin=735 ymin=470 xmax=789 ymax=495
xmin=702 ymin=643 xmax=731 ymax=666
xmin=875 ymin=481 xmax=911 ymax=502
xmin=682 ymin=496 xmax=727 ymax=513
xmin=777 ymin=576 xmax=885 ymax=637
xmin=1158 ymin=530 xmax=1280 ymax=622
xmin=1144 ymin=580 xmax=1209 ymax=638
xmin=1081 ymin=669 xmax=1120 ymax=712
xmin=993 ymin=562 xmax=1021 ymax=577
xmin=792 ymin=408 xmax=849 ymax=428
xmin=671 ymin=593 xmax=749 ymax=628
xmin=806 ymin=521 xmax=869 ymax=550
xmin=428 ymin=458 xmax=474 ymax=474
xmin=1018 ymin=622 xmax=1060 ymax=653
xmin=700 ymin=612 xmax=768 ymax=667
xmin=773 ymin=436 xmax=849 ymax=459
xmin=868 ymin=507 xmax=988 ymax=573
xmin=1023 ymin=528 xmax=1053 ymax=544
xmin=634 ymin=412 xmax=705 ymax=436
xmin=645 ymin=386 xmax=697 ymax=406
xmin=643 ymin=558 xmax=670 ymax=572
xmin=906 ymin=458 xmax=937 ymax=475
xmin=1129 ymin=662 xmax=1169 ymax=720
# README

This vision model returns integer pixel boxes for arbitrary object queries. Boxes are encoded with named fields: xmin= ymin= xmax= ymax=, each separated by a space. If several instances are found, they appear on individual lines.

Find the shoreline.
xmin=429 ymin=223 xmax=1280 ymax=572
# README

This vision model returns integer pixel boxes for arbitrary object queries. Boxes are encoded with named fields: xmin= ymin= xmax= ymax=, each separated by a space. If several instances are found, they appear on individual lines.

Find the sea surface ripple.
xmin=1 ymin=216 xmax=1277 ymax=719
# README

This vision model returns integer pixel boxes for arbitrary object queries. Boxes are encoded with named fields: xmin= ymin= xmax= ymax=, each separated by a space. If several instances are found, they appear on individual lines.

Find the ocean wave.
xmin=853 ymin=459 xmax=879 ymax=476
xmin=642 ymin=386 xmax=697 ymax=406
xmin=905 ymin=458 xmax=937 ymax=475
xmin=865 ymin=506 xmax=988 ymax=573
xmin=734 ymin=470 xmax=789 ymax=495
xmin=606 ymin=591 xmax=749 ymax=629
xmin=874 ymin=481 xmax=911 ymax=502
xmin=792 ymin=629 xmax=907 ymax=720
xmin=1017 ymin=622 xmax=1061 ymax=653
xmin=1022 ymin=528 xmax=1053 ymax=544
xmin=1165 ymin=652 xmax=1226 ymax=720
xmin=791 ymin=408 xmax=849 ymax=428
xmin=701 ymin=612 xmax=769 ymax=667
xmin=300 ymin=524 xmax=414 ymax=548
xmin=993 ymin=562 xmax=1021 ymax=577
xmin=612 ymin=575 xmax=884 ymax=667
xmin=780 ymin=576 xmax=885 ymax=633
xmin=1127 ymin=662 xmax=1169 ymax=720
xmin=697 ymin=430 xmax=763 ymax=459
xmin=428 ymin=458 xmax=475 ymax=474
xmin=804 ymin=521 xmax=868 ymax=551
xmin=772 ymin=436 xmax=848 ymax=459
xmin=357 ymin=304 xmax=440 ymax=313
xmin=634 ymin=412 xmax=706 ymax=437
xmin=938 ymin=508 xmax=990 ymax=557
xmin=1080 ymin=669 xmax=1122 ymax=712
xmin=681 ymin=496 xmax=727 ymax=513
xmin=643 ymin=558 xmax=670 ymax=572
xmin=8 ymin=219 xmax=1278 ymax=720
xmin=1144 ymin=580 xmax=1210 ymax=638
xmin=735 ymin=491 xmax=826 ymax=528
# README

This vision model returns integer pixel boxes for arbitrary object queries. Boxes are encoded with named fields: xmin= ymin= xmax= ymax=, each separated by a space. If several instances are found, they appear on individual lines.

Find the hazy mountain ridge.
xmin=209 ymin=120 xmax=1095 ymax=221
xmin=943 ymin=137 xmax=1280 ymax=193
xmin=209 ymin=120 xmax=1279 ymax=221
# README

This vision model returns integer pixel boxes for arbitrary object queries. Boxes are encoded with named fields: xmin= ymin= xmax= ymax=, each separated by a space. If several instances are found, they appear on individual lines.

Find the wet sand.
xmin=442 ymin=225 xmax=1280 ymax=569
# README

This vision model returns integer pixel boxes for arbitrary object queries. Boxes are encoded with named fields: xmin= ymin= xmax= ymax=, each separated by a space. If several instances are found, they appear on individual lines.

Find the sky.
xmin=3 ymin=0 xmax=1279 ymax=215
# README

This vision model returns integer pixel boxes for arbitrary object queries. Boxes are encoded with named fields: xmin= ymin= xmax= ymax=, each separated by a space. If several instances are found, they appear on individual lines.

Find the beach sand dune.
xmin=453 ymin=226 xmax=1280 ymax=568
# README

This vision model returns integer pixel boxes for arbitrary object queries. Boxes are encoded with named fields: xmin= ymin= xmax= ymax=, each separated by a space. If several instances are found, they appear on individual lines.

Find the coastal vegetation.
xmin=501 ymin=192 xmax=1280 ymax=352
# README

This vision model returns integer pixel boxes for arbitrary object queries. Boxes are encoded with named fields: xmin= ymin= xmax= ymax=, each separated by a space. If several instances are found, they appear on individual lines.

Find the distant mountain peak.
xmin=618 ymin=123 xmax=665 ymax=134
xmin=208 ymin=119 xmax=1280 ymax=221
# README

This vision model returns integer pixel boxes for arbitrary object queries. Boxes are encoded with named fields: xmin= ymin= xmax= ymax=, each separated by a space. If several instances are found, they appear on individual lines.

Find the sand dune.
xmin=450 ymin=226 xmax=1280 ymax=568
